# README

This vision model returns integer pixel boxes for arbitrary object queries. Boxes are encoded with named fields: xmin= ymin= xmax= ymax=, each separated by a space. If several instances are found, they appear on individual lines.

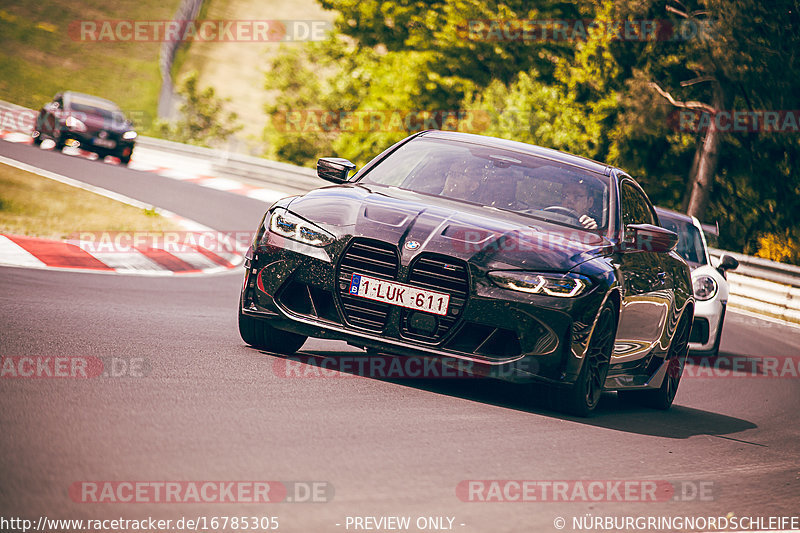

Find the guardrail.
xmin=134 ymin=135 xmax=319 ymax=191
xmin=709 ymin=249 xmax=800 ymax=323
xmin=3 ymin=97 xmax=799 ymax=323
xmin=157 ymin=0 xmax=204 ymax=119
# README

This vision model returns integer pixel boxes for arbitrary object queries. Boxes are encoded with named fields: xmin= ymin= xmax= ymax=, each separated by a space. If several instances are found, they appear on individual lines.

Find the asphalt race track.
xmin=2 ymin=138 xmax=799 ymax=532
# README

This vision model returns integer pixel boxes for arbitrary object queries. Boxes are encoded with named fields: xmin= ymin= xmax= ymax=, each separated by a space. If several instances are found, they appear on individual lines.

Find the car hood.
xmin=286 ymin=184 xmax=613 ymax=271
xmin=62 ymin=109 xmax=131 ymax=133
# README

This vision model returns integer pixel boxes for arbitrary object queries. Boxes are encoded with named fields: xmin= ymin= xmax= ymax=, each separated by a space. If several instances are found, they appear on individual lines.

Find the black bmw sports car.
xmin=239 ymin=131 xmax=694 ymax=416
xmin=31 ymin=91 xmax=137 ymax=165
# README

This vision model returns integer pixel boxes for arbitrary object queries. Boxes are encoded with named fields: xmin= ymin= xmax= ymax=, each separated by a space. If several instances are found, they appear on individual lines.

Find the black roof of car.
xmin=655 ymin=206 xmax=720 ymax=237
xmin=420 ymin=130 xmax=614 ymax=176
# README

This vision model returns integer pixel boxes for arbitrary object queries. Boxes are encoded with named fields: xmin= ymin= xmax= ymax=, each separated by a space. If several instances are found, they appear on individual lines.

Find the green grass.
xmin=0 ymin=0 xmax=182 ymax=135
xmin=0 ymin=162 xmax=182 ymax=240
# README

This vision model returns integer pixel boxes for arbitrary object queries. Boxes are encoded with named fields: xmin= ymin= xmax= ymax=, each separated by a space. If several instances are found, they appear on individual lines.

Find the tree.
xmin=261 ymin=0 xmax=800 ymax=262
xmin=614 ymin=0 xmax=800 ymax=256
xmin=263 ymin=0 xmax=600 ymax=166
xmin=156 ymin=71 xmax=242 ymax=147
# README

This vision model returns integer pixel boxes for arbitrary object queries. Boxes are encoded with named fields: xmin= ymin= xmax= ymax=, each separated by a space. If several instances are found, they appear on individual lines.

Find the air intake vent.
xmin=338 ymin=239 xmax=399 ymax=331
xmin=277 ymin=278 xmax=341 ymax=324
xmin=400 ymin=254 xmax=469 ymax=342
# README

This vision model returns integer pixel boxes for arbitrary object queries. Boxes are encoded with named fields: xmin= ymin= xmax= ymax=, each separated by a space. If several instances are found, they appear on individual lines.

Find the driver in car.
xmin=562 ymin=181 xmax=598 ymax=230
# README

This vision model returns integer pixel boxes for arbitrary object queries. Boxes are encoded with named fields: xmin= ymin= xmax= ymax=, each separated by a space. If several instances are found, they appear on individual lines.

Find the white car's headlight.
xmin=693 ymin=275 xmax=718 ymax=301
xmin=65 ymin=116 xmax=87 ymax=132
xmin=268 ymin=208 xmax=333 ymax=247
xmin=488 ymin=271 xmax=590 ymax=297
xmin=122 ymin=130 xmax=137 ymax=140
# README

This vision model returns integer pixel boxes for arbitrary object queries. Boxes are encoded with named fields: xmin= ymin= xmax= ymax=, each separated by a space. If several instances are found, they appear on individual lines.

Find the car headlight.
xmin=65 ymin=116 xmax=87 ymax=132
xmin=488 ymin=271 xmax=590 ymax=297
xmin=693 ymin=275 xmax=718 ymax=301
xmin=267 ymin=208 xmax=333 ymax=247
xmin=122 ymin=130 xmax=137 ymax=140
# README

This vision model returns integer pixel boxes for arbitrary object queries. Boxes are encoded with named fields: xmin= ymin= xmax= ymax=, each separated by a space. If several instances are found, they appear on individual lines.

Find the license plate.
xmin=349 ymin=274 xmax=450 ymax=316
xmin=93 ymin=137 xmax=116 ymax=148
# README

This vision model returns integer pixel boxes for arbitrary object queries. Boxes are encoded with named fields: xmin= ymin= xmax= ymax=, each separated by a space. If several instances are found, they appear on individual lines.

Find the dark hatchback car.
xmin=31 ymin=91 xmax=137 ymax=165
xmin=239 ymin=131 xmax=694 ymax=416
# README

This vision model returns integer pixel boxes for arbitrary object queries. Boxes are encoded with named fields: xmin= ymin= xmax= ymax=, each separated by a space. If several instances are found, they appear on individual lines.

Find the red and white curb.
xmin=0 ymin=233 xmax=241 ymax=275
xmin=0 ymin=155 xmax=246 ymax=276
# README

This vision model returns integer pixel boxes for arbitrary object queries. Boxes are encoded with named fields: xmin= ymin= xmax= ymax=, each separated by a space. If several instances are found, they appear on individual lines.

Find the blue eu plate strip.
xmin=349 ymin=274 xmax=361 ymax=294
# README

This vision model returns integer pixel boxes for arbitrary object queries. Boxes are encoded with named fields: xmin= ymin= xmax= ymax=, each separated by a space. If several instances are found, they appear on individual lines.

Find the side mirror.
xmin=317 ymin=157 xmax=356 ymax=184
xmin=717 ymin=254 xmax=738 ymax=276
xmin=621 ymin=224 xmax=679 ymax=253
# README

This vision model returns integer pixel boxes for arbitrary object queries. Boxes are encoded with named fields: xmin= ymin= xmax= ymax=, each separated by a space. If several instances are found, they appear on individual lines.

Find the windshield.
xmin=66 ymin=94 xmax=125 ymax=123
xmin=69 ymin=103 xmax=123 ymax=121
xmin=658 ymin=213 xmax=707 ymax=266
xmin=359 ymin=137 xmax=611 ymax=230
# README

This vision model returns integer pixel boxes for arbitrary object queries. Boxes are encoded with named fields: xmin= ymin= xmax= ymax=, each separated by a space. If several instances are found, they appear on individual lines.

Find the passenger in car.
xmin=441 ymin=159 xmax=483 ymax=201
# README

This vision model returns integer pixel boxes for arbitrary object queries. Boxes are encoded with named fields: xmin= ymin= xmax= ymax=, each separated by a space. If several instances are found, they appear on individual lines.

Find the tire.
xmin=53 ymin=132 xmax=65 ymax=151
xmin=238 ymin=303 xmax=307 ymax=354
xmin=31 ymin=132 xmax=42 ymax=146
xmin=119 ymin=155 xmax=131 ymax=166
xmin=619 ymin=314 xmax=690 ymax=410
xmin=558 ymin=302 xmax=617 ymax=417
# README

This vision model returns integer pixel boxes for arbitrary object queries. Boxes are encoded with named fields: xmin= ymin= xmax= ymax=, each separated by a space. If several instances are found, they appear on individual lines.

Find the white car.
xmin=656 ymin=207 xmax=739 ymax=356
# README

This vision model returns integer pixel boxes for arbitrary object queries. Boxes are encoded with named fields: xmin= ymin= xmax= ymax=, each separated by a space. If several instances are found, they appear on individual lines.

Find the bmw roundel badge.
xmin=404 ymin=240 xmax=421 ymax=250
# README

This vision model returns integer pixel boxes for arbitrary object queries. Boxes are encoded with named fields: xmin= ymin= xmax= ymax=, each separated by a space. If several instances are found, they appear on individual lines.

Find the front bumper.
xmin=241 ymin=232 xmax=608 ymax=386
xmin=61 ymin=129 xmax=134 ymax=156
xmin=689 ymin=296 xmax=726 ymax=352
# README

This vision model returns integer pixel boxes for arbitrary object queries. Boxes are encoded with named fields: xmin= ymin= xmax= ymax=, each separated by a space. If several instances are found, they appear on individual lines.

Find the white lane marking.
xmin=126 ymin=161 xmax=161 ymax=172
xmin=158 ymin=168 xmax=208 ymax=180
xmin=167 ymin=250 xmax=222 ymax=270
xmin=86 ymin=251 xmax=165 ymax=272
xmin=246 ymin=188 xmax=291 ymax=203
xmin=0 ymin=236 xmax=46 ymax=267
xmin=198 ymin=177 xmax=247 ymax=191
